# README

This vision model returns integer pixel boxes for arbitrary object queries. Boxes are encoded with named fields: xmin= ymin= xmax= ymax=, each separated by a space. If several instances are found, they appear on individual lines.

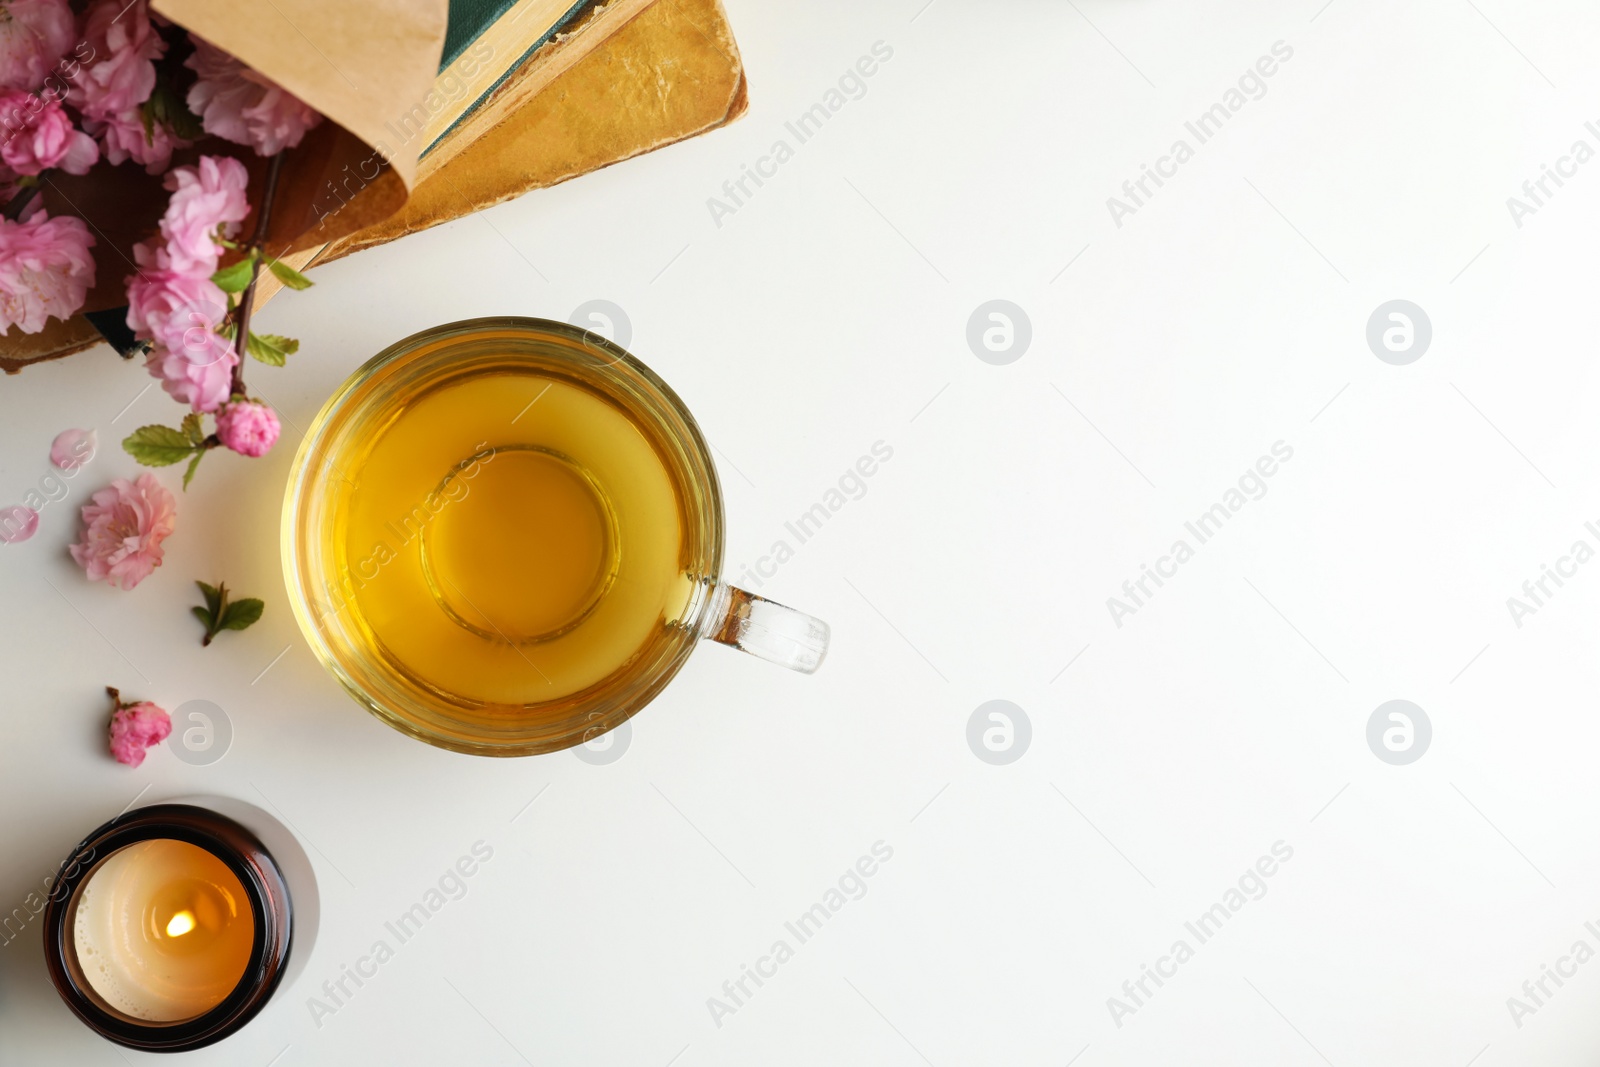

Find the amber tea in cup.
xmin=283 ymin=317 xmax=828 ymax=756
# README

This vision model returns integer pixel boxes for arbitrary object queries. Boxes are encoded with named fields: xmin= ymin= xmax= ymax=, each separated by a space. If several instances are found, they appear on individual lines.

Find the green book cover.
xmin=431 ymin=0 xmax=595 ymax=154
xmin=440 ymin=0 xmax=592 ymax=71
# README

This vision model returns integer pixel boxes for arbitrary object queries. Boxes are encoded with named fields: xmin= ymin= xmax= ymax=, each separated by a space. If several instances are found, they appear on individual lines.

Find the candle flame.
xmin=165 ymin=910 xmax=196 ymax=937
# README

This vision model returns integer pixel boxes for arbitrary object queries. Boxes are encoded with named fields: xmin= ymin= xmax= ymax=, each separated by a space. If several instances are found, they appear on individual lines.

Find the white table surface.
xmin=6 ymin=0 xmax=1600 ymax=1062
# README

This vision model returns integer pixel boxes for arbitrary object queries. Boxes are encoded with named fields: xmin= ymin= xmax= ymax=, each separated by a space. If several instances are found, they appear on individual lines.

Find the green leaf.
xmin=266 ymin=257 xmax=313 ymax=291
xmin=165 ymin=98 xmax=205 ymax=142
xmin=194 ymin=582 xmax=222 ymax=645
xmin=180 ymin=412 xmax=204 ymax=444
xmin=123 ymin=424 xmax=198 ymax=467
xmin=246 ymin=331 xmax=298 ymax=366
xmin=192 ymin=579 xmax=264 ymax=647
xmin=219 ymin=598 xmax=264 ymax=632
xmin=182 ymin=450 xmax=205 ymax=489
xmin=211 ymin=255 xmax=257 ymax=294
xmin=141 ymin=77 xmax=205 ymax=143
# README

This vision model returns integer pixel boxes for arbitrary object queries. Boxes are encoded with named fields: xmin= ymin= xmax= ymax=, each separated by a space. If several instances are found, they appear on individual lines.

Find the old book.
xmin=418 ymin=0 xmax=659 ymax=176
xmin=0 ymin=0 xmax=745 ymax=372
xmin=250 ymin=0 xmax=741 ymax=291
xmin=316 ymin=0 xmax=746 ymax=265
xmin=422 ymin=0 xmax=594 ymax=152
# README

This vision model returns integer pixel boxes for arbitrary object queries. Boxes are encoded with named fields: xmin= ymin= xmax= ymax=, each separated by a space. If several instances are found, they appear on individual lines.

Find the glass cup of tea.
xmin=281 ymin=317 xmax=829 ymax=756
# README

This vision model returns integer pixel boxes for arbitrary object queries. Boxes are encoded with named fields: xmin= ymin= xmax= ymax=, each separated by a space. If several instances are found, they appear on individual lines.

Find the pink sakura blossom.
xmin=0 ymin=209 xmax=95 ymax=334
xmin=125 ymin=238 xmax=238 ymax=411
xmin=215 ymin=400 xmax=280 ymax=457
xmin=0 ymin=89 xmax=97 ymax=175
xmin=107 ymin=690 xmax=171 ymax=766
xmin=0 ymin=503 xmax=38 ymax=543
xmin=50 ymin=427 xmax=96 ymax=470
xmin=0 ymin=0 xmax=75 ymax=93
xmin=160 ymin=156 xmax=250 ymax=276
xmin=71 ymin=0 xmax=189 ymax=171
xmin=124 ymin=238 xmax=225 ymax=349
xmin=69 ymin=472 xmax=176 ymax=590
xmin=125 ymin=157 xmax=253 ymax=410
xmin=88 ymin=106 xmax=190 ymax=174
xmin=143 ymin=337 xmax=238 ymax=412
xmin=71 ymin=0 xmax=162 ymax=121
xmin=185 ymin=37 xmax=321 ymax=156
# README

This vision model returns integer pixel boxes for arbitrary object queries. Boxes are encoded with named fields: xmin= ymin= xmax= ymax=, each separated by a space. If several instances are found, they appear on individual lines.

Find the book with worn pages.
xmin=285 ymin=0 xmax=746 ymax=274
xmin=1 ymin=0 xmax=747 ymax=372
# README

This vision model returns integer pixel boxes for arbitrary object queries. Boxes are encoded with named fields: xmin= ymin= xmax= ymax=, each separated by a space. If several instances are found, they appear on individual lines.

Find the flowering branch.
xmin=230 ymin=149 xmax=283 ymax=395
xmin=0 ymin=1 xmax=332 ymax=604
xmin=121 ymin=150 xmax=311 ymax=487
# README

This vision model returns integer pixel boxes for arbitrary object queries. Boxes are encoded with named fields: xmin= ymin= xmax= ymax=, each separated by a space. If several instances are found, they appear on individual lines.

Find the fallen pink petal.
xmin=49 ymin=428 xmax=96 ymax=470
xmin=0 ymin=505 xmax=38 ymax=543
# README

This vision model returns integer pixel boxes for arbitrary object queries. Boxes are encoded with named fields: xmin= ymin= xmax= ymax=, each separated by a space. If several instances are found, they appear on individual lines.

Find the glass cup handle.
xmin=701 ymin=582 xmax=829 ymax=673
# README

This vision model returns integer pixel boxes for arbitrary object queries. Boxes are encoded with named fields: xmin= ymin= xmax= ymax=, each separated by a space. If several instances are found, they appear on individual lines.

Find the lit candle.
xmin=73 ymin=838 xmax=255 ymax=1022
xmin=44 ymin=802 xmax=304 ymax=1052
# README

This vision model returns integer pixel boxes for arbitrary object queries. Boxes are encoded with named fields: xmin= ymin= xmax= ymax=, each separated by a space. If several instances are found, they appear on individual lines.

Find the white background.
xmin=5 ymin=0 xmax=1600 ymax=1062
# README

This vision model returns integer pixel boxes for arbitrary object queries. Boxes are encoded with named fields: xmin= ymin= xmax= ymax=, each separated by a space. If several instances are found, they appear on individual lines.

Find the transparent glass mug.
xmin=282 ymin=317 xmax=829 ymax=756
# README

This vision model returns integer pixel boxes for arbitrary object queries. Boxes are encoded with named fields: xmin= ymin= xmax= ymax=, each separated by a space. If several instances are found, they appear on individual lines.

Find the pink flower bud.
xmin=109 ymin=697 xmax=171 ymax=767
xmin=215 ymin=400 xmax=281 ymax=457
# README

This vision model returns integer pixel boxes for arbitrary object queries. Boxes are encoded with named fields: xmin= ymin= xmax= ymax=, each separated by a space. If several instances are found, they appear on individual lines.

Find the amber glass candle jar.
xmin=42 ymin=803 xmax=295 ymax=1052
